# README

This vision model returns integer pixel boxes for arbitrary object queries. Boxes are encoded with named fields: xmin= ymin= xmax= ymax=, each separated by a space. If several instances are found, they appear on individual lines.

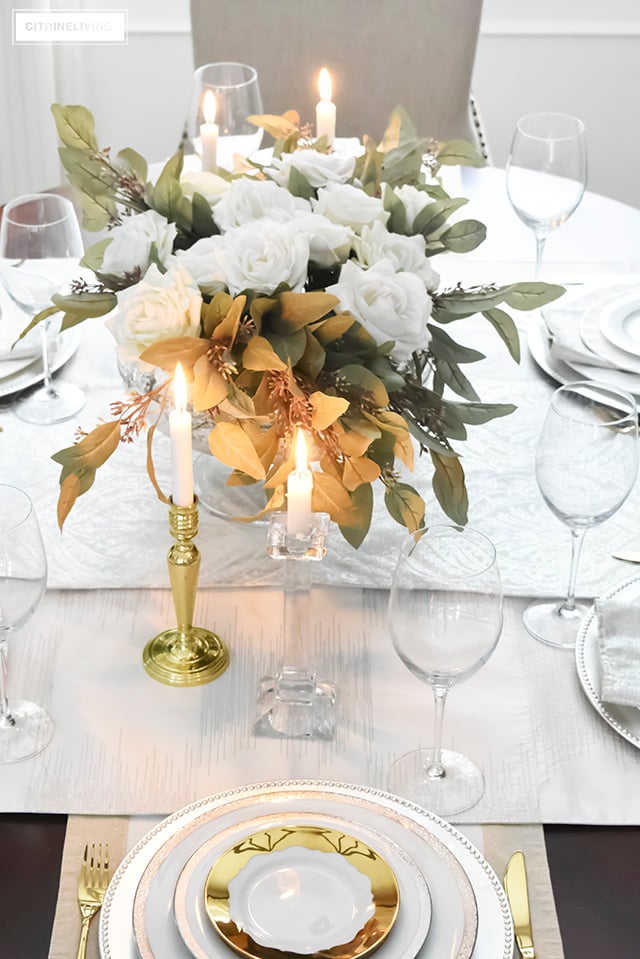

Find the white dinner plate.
xmin=580 ymin=293 xmax=640 ymax=375
xmin=102 ymin=781 xmax=511 ymax=959
xmin=0 ymin=328 xmax=80 ymax=399
xmin=600 ymin=292 xmax=640 ymax=358
xmin=576 ymin=573 xmax=640 ymax=749
xmin=170 ymin=813 xmax=433 ymax=959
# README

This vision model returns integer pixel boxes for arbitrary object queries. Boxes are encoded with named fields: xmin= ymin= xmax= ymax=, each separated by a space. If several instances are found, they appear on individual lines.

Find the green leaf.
xmin=52 ymin=290 xmax=117 ymax=324
xmin=431 ymin=452 xmax=468 ymax=524
xmin=297 ymin=328 xmax=326 ymax=379
xmin=51 ymin=103 xmax=98 ymax=152
xmin=58 ymin=147 xmax=117 ymax=196
xmin=439 ymin=219 xmax=486 ymax=253
xmin=264 ymin=329 xmax=307 ymax=366
xmin=482 ymin=308 xmax=521 ymax=362
xmin=76 ymin=191 xmax=118 ymax=231
xmin=15 ymin=305 xmax=60 ymax=342
xmin=447 ymin=401 xmax=517 ymax=425
xmin=191 ymin=192 xmax=217 ymax=237
xmin=338 ymin=364 xmax=389 ymax=407
xmin=428 ymin=324 xmax=485 ymax=364
xmin=502 ymin=282 xmax=565 ymax=311
xmin=80 ymin=237 xmax=112 ymax=272
xmin=384 ymin=481 xmax=425 ymax=533
xmin=412 ymin=197 xmax=467 ymax=237
xmin=405 ymin=417 xmax=456 ymax=456
xmin=435 ymin=138 xmax=485 ymax=169
xmin=435 ymin=286 xmax=510 ymax=316
xmin=287 ymin=166 xmax=316 ymax=200
xmin=116 ymin=147 xmax=148 ymax=183
xmin=382 ymin=184 xmax=408 ymax=235
xmin=339 ymin=483 xmax=373 ymax=549
xmin=433 ymin=359 xmax=480 ymax=401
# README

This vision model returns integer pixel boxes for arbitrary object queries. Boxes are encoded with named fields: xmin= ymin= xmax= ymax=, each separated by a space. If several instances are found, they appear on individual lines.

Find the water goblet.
xmin=0 ymin=484 xmax=52 ymax=763
xmin=506 ymin=113 xmax=586 ymax=278
xmin=523 ymin=381 xmax=638 ymax=649
xmin=0 ymin=193 xmax=85 ymax=424
xmin=387 ymin=525 xmax=503 ymax=816
xmin=187 ymin=62 xmax=264 ymax=170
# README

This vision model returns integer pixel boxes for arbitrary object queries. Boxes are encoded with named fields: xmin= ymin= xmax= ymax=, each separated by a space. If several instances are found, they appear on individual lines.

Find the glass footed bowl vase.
xmin=117 ymin=354 xmax=268 ymax=521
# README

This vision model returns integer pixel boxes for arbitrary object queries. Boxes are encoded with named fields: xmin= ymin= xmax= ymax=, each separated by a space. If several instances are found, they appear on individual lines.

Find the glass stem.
xmin=427 ymin=685 xmax=449 ymax=780
xmin=562 ymin=528 xmax=587 ymax=614
xmin=0 ymin=633 xmax=15 ymax=729
xmin=534 ymin=233 xmax=547 ymax=280
xmin=40 ymin=318 xmax=56 ymax=398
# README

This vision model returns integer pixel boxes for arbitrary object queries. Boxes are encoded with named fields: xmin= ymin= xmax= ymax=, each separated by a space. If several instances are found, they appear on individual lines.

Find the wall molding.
xmin=481 ymin=20 xmax=640 ymax=37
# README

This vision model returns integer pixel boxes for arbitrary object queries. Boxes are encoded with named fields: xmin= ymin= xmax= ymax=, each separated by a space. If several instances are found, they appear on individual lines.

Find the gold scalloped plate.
xmin=205 ymin=824 xmax=400 ymax=959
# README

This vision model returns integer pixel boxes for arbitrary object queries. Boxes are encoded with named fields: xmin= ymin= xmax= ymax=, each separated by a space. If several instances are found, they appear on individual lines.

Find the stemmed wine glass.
xmin=523 ymin=382 xmax=638 ymax=649
xmin=506 ymin=113 xmax=586 ymax=278
xmin=187 ymin=62 xmax=264 ymax=170
xmin=387 ymin=525 xmax=503 ymax=816
xmin=0 ymin=193 xmax=85 ymax=424
xmin=0 ymin=484 xmax=52 ymax=763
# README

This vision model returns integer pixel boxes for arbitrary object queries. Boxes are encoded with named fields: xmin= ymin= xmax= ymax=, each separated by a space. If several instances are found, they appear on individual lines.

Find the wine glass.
xmin=506 ymin=113 xmax=586 ymax=278
xmin=187 ymin=62 xmax=264 ymax=170
xmin=0 ymin=193 xmax=85 ymax=424
xmin=387 ymin=525 xmax=503 ymax=816
xmin=523 ymin=382 xmax=638 ymax=649
xmin=0 ymin=485 xmax=51 ymax=763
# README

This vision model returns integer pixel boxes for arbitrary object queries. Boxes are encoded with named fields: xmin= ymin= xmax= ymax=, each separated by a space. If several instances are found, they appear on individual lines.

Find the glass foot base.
xmin=0 ymin=700 xmax=54 ymax=763
xmin=387 ymin=747 xmax=484 ymax=817
xmin=14 ymin=383 xmax=85 ymax=425
xmin=143 ymin=626 xmax=229 ymax=686
xmin=254 ymin=668 xmax=336 ymax=740
xmin=193 ymin=455 xmax=267 ymax=522
xmin=522 ymin=598 xmax=590 ymax=649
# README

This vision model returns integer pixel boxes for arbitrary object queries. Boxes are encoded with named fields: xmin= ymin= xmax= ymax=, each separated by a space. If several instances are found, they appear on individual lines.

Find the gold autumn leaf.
xmin=337 ymin=428 xmax=375 ymax=457
xmin=309 ymin=391 xmax=350 ymax=431
xmin=319 ymin=452 xmax=343 ymax=481
xmin=297 ymin=328 xmax=326 ymax=379
xmin=57 ymin=473 xmax=82 ymax=529
xmin=253 ymin=426 xmax=279 ymax=471
xmin=52 ymin=420 xmax=121 ymax=471
xmin=394 ymin=431 xmax=415 ymax=471
xmin=140 ymin=336 xmax=208 ymax=374
xmin=242 ymin=335 xmax=287 ymax=371
xmin=247 ymin=113 xmax=299 ymax=139
xmin=212 ymin=294 xmax=246 ymax=343
xmin=431 ymin=451 xmax=468 ymax=524
xmin=264 ymin=450 xmax=295 ymax=489
xmin=208 ymin=422 xmax=265 ymax=480
xmin=311 ymin=312 xmax=355 ymax=345
xmin=202 ymin=292 xmax=233 ymax=338
xmin=343 ymin=455 xmax=381 ymax=491
xmin=278 ymin=291 xmax=339 ymax=330
xmin=365 ymin=409 xmax=410 ymax=436
xmin=311 ymin=471 xmax=354 ymax=525
xmin=192 ymin=354 xmax=228 ymax=411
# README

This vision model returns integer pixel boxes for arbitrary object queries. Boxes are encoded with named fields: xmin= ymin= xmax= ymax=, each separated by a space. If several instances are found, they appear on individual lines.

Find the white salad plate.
xmin=0 ymin=328 xmax=80 ymax=399
xmin=580 ymin=295 xmax=640 ymax=375
xmin=170 ymin=812 xmax=432 ymax=959
xmin=576 ymin=574 xmax=640 ymax=750
xmin=101 ymin=781 xmax=512 ymax=959
xmin=599 ymin=291 xmax=640 ymax=358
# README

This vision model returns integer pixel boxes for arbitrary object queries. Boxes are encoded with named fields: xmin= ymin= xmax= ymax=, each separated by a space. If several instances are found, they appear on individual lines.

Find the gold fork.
xmin=76 ymin=842 xmax=110 ymax=959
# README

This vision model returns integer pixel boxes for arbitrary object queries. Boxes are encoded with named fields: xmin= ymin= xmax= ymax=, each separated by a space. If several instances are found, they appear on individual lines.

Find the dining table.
xmin=1 ymin=164 xmax=640 ymax=959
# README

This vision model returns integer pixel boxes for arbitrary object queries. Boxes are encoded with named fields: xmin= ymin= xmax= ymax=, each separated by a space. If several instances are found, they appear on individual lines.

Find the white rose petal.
xmin=180 ymin=170 xmax=230 ymax=205
xmin=176 ymin=235 xmax=228 ymax=296
xmin=101 ymin=210 xmax=176 ymax=277
xmin=326 ymin=259 xmax=431 ymax=362
xmin=353 ymin=221 xmax=440 ymax=291
xmin=222 ymin=219 xmax=309 ymax=296
xmin=293 ymin=212 xmax=353 ymax=269
xmin=267 ymin=150 xmax=355 ymax=189
xmin=311 ymin=182 xmax=388 ymax=235
xmin=107 ymin=264 xmax=202 ymax=361
xmin=213 ymin=178 xmax=307 ymax=232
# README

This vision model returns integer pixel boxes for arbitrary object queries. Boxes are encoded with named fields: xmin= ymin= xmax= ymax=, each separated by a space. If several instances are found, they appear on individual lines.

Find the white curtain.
xmin=0 ymin=0 xmax=89 ymax=201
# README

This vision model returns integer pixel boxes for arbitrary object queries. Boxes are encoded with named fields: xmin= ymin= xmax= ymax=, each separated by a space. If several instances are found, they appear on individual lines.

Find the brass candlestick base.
xmin=143 ymin=497 xmax=229 ymax=687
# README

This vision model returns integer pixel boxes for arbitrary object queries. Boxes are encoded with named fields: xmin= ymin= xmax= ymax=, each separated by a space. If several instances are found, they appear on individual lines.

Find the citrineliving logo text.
xmin=12 ymin=9 xmax=128 ymax=44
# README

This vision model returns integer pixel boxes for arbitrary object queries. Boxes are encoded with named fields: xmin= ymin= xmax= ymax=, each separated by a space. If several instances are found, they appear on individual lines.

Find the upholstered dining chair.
xmin=188 ymin=0 xmax=490 ymax=160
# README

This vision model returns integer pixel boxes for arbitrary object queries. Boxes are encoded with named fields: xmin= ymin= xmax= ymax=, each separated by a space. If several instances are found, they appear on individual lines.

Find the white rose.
xmin=213 ymin=178 xmax=307 ymax=232
xmin=326 ymin=259 xmax=431 ymax=362
xmin=392 ymin=184 xmax=432 ymax=231
xmin=107 ymin=264 xmax=201 ymax=361
xmin=311 ymin=182 xmax=388 ymax=235
xmin=101 ymin=210 xmax=176 ymax=277
xmin=180 ymin=170 xmax=230 ymax=205
xmin=222 ymin=219 xmax=309 ymax=296
xmin=267 ymin=150 xmax=355 ymax=189
xmin=293 ymin=212 xmax=353 ymax=269
xmin=353 ymin=221 xmax=440 ymax=291
xmin=175 ymin=235 xmax=228 ymax=296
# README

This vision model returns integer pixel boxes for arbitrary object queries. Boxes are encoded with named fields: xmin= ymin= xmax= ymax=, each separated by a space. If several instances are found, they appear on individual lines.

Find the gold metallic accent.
xmin=76 ymin=842 xmax=110 ymax=959
xmin=504 ymin=850 xmax=535 ymax=959
xmin=205 ymin=824 xmax=399 ymax=959
xmin=143 ymin=497 xmax=229 ymax=686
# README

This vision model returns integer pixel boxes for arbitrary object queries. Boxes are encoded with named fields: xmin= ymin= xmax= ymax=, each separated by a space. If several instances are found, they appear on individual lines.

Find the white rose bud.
xmin=107 ymin=264 xmax=202 ymax=362
xmin=176 ymin=235 xmax=228 ymax=296
xmin=311 ymin=182 xmax=389 ymax=235
xmin=101 ymin=210 xmax=176 ymax=277
xmin=222 ymin=219 xmax=309 ymax=296
xmin=213 ymin=178 xmax=308 ymax=232
xmin=326 ymin=259 xmax=432 ymax=362
xmin=353 ymin=221 xmax=440 ymax=291
xmin=180 ymin=170 xmax=230 ymax=206
xmin=267 ymin=150 xmax=355 ymax=189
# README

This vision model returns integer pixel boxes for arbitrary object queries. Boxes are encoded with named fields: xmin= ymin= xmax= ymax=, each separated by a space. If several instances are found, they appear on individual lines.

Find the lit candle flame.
xmin=174 ymin=362 xmax=187 ymax=414
xmin=318 ymin=67 xmax=332 ymax=103
xmin=203 ymin=89 xmax=217 ymax=125
xmin=295 ymin=429 xmax=308 ymax=471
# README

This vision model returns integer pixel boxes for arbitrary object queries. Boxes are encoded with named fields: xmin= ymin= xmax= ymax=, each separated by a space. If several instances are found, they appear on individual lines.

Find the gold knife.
xmin=504 ymin=850 xmax=535 ymax=959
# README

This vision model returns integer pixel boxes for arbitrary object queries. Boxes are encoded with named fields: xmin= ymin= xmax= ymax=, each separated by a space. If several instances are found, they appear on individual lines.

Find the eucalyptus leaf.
xmin=428 ymin=324 xmax=485 ymax=364
xmin=116 ymin=147 xmax=148 ymax=183
xmin=431 ymin=451 xmax=468 ymax=524
xmin=191 ymin=192 xmax=218 ymax=237
xmin=439 ymin=219 xmax=486 ymax=253
xmin=80 ymin=237 xmax=112 ymax=272
xmin=482 ymin=308 xmax=521 ymax=362
xmin=338 ymin=364 xmax=389 ymax=407
xmin=51 ymin=103 xmax=98 ymax=153
xmin=502 ymin=282 xmax=565 ymax=311
xmin=59 ymin=147 xmax=117 ymax=197
xmin=412 ymin=197 xmax=467 ymax=238
xmin=384 ymin=481 xmax=425 ymax=533
xmin=339 ymin=483 xmax=373 ymax=549
xmin=287 ymin=166 xmax=316 ymax=201
xmin=446 ymin=401 xmax=517 ymax=425
xmin=435 ymin=138 xmax=485 ymax=169
xmin=432 ymin=359 xmax=480 ymax=401
xmin=264 ymin=329 xmax=307 ymax=366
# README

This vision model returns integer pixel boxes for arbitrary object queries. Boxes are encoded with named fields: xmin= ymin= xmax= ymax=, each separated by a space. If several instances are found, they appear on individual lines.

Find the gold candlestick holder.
xmin=143 ymin=496 xmax=229 ymax=687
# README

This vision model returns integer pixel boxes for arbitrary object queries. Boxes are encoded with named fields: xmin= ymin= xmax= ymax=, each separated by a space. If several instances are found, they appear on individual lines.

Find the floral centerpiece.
xmin=30 ymin=104 xmax=562 ymax=546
